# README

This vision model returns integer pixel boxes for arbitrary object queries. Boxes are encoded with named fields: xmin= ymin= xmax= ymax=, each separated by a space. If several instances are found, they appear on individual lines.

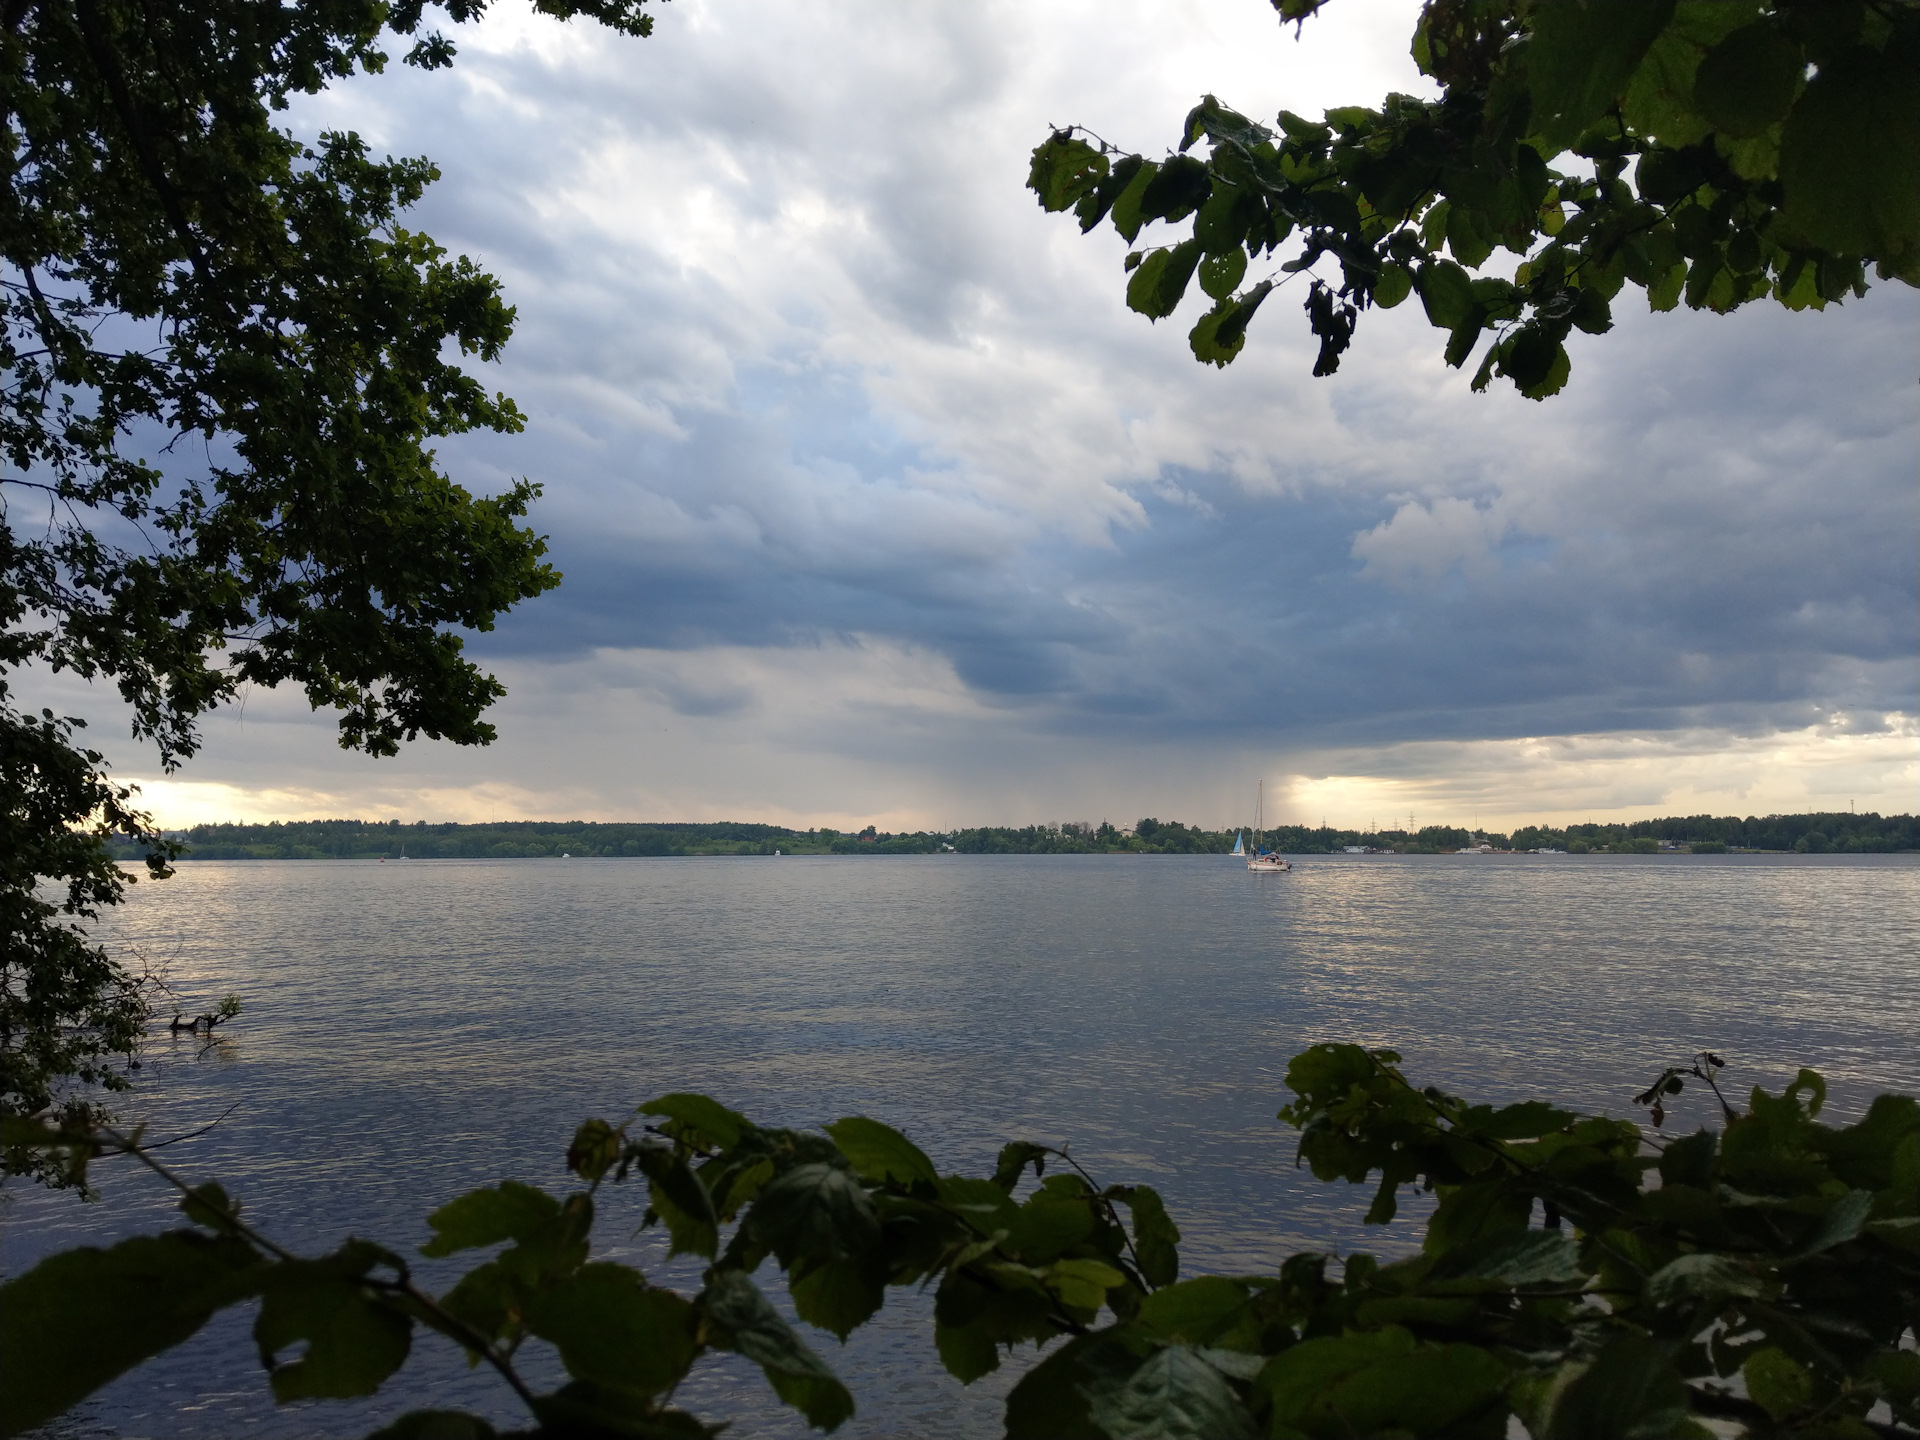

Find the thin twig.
xmin=1027 ymin=1143 xmax=1153 ymax=1290
xmin=82 ymin=1123 xmax=545 ymax=1415
xmin=131 ymin=1101 xmax=240 ymax=1151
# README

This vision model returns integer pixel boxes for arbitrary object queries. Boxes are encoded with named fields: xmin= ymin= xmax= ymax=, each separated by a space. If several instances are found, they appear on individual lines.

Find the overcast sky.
xmin=39 ymin=0 xmax=1919 ymax=832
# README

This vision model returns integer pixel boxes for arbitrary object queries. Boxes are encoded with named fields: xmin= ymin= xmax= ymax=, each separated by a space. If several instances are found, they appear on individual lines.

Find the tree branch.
xmin=71 ymin=0 xmax=216 ymax=293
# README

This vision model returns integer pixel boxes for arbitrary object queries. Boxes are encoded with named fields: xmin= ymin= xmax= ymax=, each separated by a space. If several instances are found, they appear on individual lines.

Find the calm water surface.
xmin=6 ymin=853 xmax=1916 ymax=1438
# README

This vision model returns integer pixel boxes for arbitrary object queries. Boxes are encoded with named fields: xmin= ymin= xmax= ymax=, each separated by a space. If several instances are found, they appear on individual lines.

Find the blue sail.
xmin=1231 ymin=831 xmax=1244 ymax=855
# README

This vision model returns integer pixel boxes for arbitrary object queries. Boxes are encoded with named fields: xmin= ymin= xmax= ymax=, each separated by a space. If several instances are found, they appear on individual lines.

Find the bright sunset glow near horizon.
xmin=28 ymin=0 xmax=1918 ymax=836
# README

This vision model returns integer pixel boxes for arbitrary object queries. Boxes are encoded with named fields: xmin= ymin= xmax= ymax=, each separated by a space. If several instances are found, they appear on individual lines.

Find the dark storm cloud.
xmin=266 ymin=0 xmax=1916 ymax=770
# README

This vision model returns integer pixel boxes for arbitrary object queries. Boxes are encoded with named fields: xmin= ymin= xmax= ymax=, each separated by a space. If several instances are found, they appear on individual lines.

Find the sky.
xmin=32 ymin=0 xmax=1920 ymax=833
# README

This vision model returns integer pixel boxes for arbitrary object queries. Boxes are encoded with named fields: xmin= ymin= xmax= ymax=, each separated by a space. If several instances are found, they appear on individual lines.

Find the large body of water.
xmin=7 ymin=853 xmax=1917 ymax=1438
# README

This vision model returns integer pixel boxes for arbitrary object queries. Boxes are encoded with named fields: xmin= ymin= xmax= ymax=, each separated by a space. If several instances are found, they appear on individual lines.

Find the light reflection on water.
xmin=7 ymin=853 xmax=1917 ymax=1438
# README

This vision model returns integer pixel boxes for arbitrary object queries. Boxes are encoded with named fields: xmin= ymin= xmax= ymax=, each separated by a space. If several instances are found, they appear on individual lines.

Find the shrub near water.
xmin=2 ymin=1048 xmax=1916 ymax=1439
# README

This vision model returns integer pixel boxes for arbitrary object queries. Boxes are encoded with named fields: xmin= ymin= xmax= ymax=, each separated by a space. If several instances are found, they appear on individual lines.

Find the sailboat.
xmin=1247 ymin=780 xmax=1291 ymax=872
xmin=1231 ymin=831 xmax=1244 ymax=856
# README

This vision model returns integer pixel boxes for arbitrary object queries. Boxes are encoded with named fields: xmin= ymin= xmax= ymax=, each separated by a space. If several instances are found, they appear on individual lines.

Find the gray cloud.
xmin=32 ymin=0 xmax=1914 ymax=825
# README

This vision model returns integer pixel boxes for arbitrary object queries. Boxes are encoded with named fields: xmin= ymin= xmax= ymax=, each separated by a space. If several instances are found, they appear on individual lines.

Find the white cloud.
xmin=1352 ymin=496 xmax=1512 ymax=587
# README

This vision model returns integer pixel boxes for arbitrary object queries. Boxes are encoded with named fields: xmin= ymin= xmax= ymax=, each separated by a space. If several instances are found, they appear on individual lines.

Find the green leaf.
xmin=531 ymin=1379 xmax=715 ymax=1438
xmin=1276 ymin=109 xmax=1331 ymax=144
xmin=1867 ymin=1215 xmax=1920 ymax=1253
xmin=1373 ymin=261 xmax=1413 ymax=309
xmin=1127 ymin=248 xmax=1176 ymax=317
xmin=1258 ymin=1326 xmax=1509 ymax=1437
xmin=1188 ymin=282 xmax=1272 ymax=368
xmin=1185 ymin=95 xmax=1275 ymax=154
xmin=254 ymin=1255 xmax=412 ymax=1401
xmin=566 ymin=1119 xmax=622 ymax=1183
xmin=789 ymin=1255 xmax=887 ymax=1340
xmin=521 ymin=1264 xmax=695 ymax=1396
xmin=934 ymin=1315 xmax=1001 ymax=1383
xmin=1528 ymin=0 xmax=1677 ymax=153
xmin=1742 ymin=1347 xmax=1813 ymax=1421
xmin=1258 ymin=1327 xmax=1410 ymax=1424
xmin=1444 ymin=312 xmax=1484 ymax=369
xmin=420 ymin=1181 xmax=560 ymax=1258
xmin=1779 ymin=43 xmax=1920 ymax=262
xmin=1501 ymin=323 xmax=1562 ymax=391
xmin=992 ymin=1141 xmax=1048 ymax=1191
xmin=1198 ymin=247 xmax=1247 ymax=301
xmin=1657 ymin=1127 xmax=1718 ymax=1186
xmin=1520 ymin=342 xmax=1571 ymax=400
xmin=1799 ymin=1188 xmax=1873 ymax=1255
xmin=635 ymin=1146 xmax=720 ymax=1259
xmin=366 ymin=1411 xmax=500 ymax=1440
xmin=744 ymin=1162 xmax=880 ymax=1270
xmin=1078 ymin=155 xmax=1146 ymax=233
xmin=1647 ymin=259 xmax=1687 ymax=311
xmin=1126 ymin=240 xmax=1204 ymax=321
xmin=824 ymin=1116 xmax=937 ymax=1187
xmin=1119 ymin=1185 xmax=1181 ymax=1287
xmin=701 ymin=1270 xmax=854 ymax=1432
xmin=638 ymin=1093 xmax=744 ymax=1150
xmin=1137 ymin=156 xmax=1212 ymax=225
xmin=0 ymin=1230 xmax=264 ymax=1435
xmin=1087 ymin=1345 xmax=1257 ymax=1440
xmin=940 ymin=1173 xmax=1021 ymax=1229
xmin=1195 ymin=1347 xmax=1264 ymax=1382
xmin=932 ymin=1270 xmax=1056 ymax=1382
xmin=1460 ymin=1101 xmax=1576 ymax=1140
xmin=1136 ymin=1275 xmax=1251 ymax=1343
xmin=1417 ymin=260 xmax=1475 ymax=330
xmin=1005 ymin=1334 xmax=1134 ymax=1440
xmin=1569 ymin=286 xmax=1613 ymax=335
xmin=1625 ymin=3 xmax=1769 ymax=149
xmin=436 ymin=1258 xmax=519 ymax=1348
xmin=1693 ymin=21 xmax=1802 ymax=137
xmin=1644 ymin=1252 xmax=1764 ymax=1307
xmin=1432 ymin=1229 xmax=1586 ymax=1287
xmin=180 ymin=1181 xmax=242 ymax=1235
xmin=1684 ymin=254 xmax=1723 ymax=309
xmin=1470 ymin=344 xmax=1500 ymax=393
xmin=1864 ymin=1347 xmax=1920 ymax=1402
xmin=1027 ymin=134 xmax=1109 ymax=213
xmin=1192 ymin=184 xmax=1246 ymax=254
xmin=1044 ymin=1257 xmax=1127 ymax=1312
xmin=1110 ymin=161 xmax=1161 ymax=243
xmin=1006 ymin=1194 xmax=1095 ymax=1263
xmin=1545 ymin=1334 xmax=1688 ymax=1440
xmin=1446 ymin=203 xmax=1495 ymax=268
xmin=1823 ymin=1092 xmax=1919 ymax=1194
xmin=1424 ymin=1175 xmax=1532 ymax=1253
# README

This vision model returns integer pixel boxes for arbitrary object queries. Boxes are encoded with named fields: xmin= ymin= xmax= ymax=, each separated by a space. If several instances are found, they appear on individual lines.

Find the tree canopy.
xmin=1028 ymin=0 xmax=1919 ymax=396
xmin=1 ymin=0 xmax=654 ymax=1173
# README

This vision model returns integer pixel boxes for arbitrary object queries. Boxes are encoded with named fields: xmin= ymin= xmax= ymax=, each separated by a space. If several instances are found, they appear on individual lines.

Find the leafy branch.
xmin=1029 ymin=0 xmax=1919 ymax=396
xmin=3 ymin=1047 xmax=1916 ymax=1439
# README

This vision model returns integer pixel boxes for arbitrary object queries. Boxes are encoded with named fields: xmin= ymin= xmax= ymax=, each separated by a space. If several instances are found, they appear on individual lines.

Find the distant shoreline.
xmin=108 ymin=811 xmax=1917 ymax=861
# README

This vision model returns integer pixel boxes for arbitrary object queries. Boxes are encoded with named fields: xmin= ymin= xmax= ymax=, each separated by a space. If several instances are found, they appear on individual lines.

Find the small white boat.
xmin=1246 ymin=780 xmax=1291 ymax=872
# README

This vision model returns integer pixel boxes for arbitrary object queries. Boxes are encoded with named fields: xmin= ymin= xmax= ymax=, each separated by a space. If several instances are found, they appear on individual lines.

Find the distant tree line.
xmin=104 ymin=810 xmax=1916 ymax=861
xmin=1507 ymin=811 xmax=1915 ymax=855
